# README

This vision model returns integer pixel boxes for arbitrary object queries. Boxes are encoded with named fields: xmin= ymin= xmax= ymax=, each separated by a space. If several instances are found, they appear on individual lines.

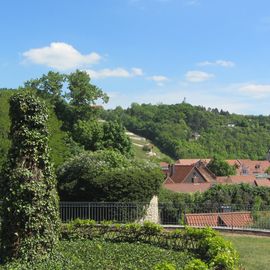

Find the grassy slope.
xmin=223 ymin=234 xmax=270 ymax=270
xmin=127 ymin=131 xmax=173 ymax=163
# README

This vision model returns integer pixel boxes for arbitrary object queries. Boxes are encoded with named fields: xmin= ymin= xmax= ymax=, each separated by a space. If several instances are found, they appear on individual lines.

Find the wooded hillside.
xmin=103 ymin=102 xmax=270 ymax=160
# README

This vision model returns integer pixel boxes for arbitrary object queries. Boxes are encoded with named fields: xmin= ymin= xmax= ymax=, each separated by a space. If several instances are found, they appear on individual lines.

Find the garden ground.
xmin=223 ymin=233 xmax=270 ymax=270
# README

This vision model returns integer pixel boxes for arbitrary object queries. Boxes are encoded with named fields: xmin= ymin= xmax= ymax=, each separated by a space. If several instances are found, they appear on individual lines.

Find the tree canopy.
xmin=207 ymin=156 xmax=236 ymax=176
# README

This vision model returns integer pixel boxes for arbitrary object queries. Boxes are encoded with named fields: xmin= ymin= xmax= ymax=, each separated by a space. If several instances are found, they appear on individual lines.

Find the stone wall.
xmin=139 ymin=195 xmax=159 ymax=223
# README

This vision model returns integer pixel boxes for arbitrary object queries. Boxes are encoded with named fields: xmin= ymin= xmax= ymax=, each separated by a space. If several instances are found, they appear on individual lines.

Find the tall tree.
xmin=0 ymin=92 xmax=60 ymax=261
xmin=24 ymin=71 xmax=65 ymax=103
xmin=67 ymin=70 xmax=109 ymax=120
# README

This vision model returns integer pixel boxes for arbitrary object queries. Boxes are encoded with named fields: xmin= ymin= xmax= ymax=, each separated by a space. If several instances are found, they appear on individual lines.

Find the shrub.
xmin=57 ymin=150 xmax=163 ymax=203
xmin=153 ymin=262 xmax=176 ymax=270
xmin=61 ymin=221 xmax=239 ymax=269
xmin=184 ymin=259 xmax=209 ymax=270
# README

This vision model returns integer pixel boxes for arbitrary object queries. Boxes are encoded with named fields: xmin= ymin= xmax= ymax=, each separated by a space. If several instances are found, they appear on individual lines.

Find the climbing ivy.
xmin=0 ymin=92 xmax=60 ymax=262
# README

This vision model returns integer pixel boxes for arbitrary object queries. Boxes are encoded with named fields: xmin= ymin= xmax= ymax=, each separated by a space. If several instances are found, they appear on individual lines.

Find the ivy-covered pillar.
xmin=0 ymin=92 xmax=60 ymax=261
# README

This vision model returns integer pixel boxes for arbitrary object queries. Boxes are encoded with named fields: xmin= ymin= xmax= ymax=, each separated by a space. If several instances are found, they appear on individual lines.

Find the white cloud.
xmin=239 ymin=83 xmax=270 ymax=98
xmin=148 ymin=75 xmax=169 ymax=86
xmin=185 ymin=70 xmax=214 ymax=82
xmin=131 ymin=67 xmax=143 ymax=76
xmin=23 ymin=42 xmax=101 ymax=70
xmin=86 ymin=67 xmax=143 ymax=79
xmin=197 ymin=60 xmax=235 ymax=67
xmin=148 ymin=75 xmax=169 ymax=82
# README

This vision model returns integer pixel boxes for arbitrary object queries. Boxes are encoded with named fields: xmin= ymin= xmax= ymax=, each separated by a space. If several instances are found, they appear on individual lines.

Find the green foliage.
xmin=72 ymin=119 xmax=104 ymax=151
xmin=102 ymin=121 xmax=132 ymax=156
xmin=153 ymin=262 xmax=176 ymax=270
xmin=61 ymin=221 xmax=239 ymax=270
xmin=207 ymin=156 xmax=236 ymax=176
xmin=103 ymin=102 xmax=270 ymax=160
xmin=0 ymin=239 xmax=190 ymax=270
xmin=0 ymin=92 xmax=60 ymax=262
xmin=0 ymin=90 xmax=12 ymax=169
xmin=57 ymin=150 xmax=163 ymax=202
xmin=24 ymin=71 xmax=65 ymax=103
xmin=184 ymin=259 xmax=209 ymax=270
xmin=67 ymin=70 xmax=109 ymax=121
xmin=72 ymin=120 xmax=132 ymax=156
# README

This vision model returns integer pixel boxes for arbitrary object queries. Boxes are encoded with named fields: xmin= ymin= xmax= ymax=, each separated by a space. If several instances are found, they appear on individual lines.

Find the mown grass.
xmin=223 ymin=234 xmax=270 ymax=270
xmin=0 ymin=239 xmax=192 ymax=270
xmin=129 ymin=135 xmax=173 ymax=163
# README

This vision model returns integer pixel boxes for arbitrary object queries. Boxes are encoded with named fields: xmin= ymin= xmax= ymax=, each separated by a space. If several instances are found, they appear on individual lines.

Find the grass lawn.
xmin=1 ymin=239 xmax=192 ymax=270
xmin=223 ymin=234 xmax=270 ymax=270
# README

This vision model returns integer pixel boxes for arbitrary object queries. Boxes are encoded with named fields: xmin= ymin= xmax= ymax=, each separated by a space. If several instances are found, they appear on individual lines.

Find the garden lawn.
xmin=223 ymin=234 xmax=270 ymax=270
xmin=1 ymin=239 xmax=192 ymax=270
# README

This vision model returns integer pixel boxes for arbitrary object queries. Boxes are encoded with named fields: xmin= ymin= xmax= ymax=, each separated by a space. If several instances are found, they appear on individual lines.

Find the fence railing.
xmin=60 ymin=201 xmax=147 ymax=223
xmin=1 ymin=201 xmax=270 ymax=231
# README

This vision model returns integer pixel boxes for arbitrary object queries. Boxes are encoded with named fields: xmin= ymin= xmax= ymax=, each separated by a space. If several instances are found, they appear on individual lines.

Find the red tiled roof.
xmin=176 ymin=159 xmax=211 ymax=165
xmin=216 ymin=176 xmax=232 ymax=184
xmin=170 ymin=165 xmax=194 ymax=183
xmin=255 ymin=178 xmax=270 ymax=187
xmin=169 ymin=164 xmax=215 ymax=184
xmin=197 ymin=166 xmax=216 ymax=183
xmin=226 ymin=159 xmax=270 ymax=175
xmin=228 ymin=175 xmax=256 ymax=184
xmin=217 ymin=175 xmax=255 ymax=184
xmin=160 ymin=162 xmax=169 ymax=168
xmin=185 ymin=211 xmax=252 ymax=227
xmin=185 ymin=213 xmax=218 ymax=227
xmin=226 ymin=159 xmax=241 ymax=167
xmin=219 ymin=212 xmax=252 ymax=227
xmin=163 ymin=183 xmax=212 ymax=193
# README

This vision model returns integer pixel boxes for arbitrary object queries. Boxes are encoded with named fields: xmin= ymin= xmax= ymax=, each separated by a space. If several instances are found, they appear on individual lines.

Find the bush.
xmin=184 ymin=259 xmax=209 ymax=270
xmin=61 ymin=221 xmax=239 ymax=269
xmin=57 ymin=150 xmax=163 ymax=203
xmin=153 ymin=262 xmax=176 ymax=270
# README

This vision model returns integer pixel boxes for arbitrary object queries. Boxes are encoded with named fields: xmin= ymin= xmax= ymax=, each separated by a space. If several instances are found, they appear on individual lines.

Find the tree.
xmin=24 ymin=71 xmax=65 ymax=103
xmin=72 ymin=120 xmax=104 ymax=151
xmin=102 ymin=121 xmax=132 ymax=156
xmin=67 ymin=70 xmax=109 ymax=121
xmin=0 ymin=92 xmax=60 ymax=261
xmin=207 ymin=156 xmax=236 ymax=176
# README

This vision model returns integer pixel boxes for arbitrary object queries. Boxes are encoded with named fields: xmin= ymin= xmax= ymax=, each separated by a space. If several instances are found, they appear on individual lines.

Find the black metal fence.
xmin=1 ymin=201 xmax=270 ymax=231
xmin=60 ymin=202 xmax=146 ymax=223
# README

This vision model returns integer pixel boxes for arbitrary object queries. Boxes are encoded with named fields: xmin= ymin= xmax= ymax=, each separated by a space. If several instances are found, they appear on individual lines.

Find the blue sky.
xmin=1 ymin=0 xmax=270 ymax=114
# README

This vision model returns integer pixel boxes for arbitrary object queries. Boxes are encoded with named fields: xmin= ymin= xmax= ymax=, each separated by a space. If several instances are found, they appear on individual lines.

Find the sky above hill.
xmin=1 ymin=0 xmax=270 ymax=114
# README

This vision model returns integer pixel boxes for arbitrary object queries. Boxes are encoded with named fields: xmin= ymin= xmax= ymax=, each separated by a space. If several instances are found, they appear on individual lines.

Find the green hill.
xmin=103 ymin=103 xmax=270 ymax=160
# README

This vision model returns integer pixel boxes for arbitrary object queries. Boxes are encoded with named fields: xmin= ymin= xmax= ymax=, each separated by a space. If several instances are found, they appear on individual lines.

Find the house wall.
xmin=184 ymin=169 xmax=206 ymax=183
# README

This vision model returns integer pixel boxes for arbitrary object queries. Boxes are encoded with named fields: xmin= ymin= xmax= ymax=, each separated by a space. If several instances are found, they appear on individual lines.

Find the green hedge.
xmin=62 ymin=220 xmax=239 ymax=270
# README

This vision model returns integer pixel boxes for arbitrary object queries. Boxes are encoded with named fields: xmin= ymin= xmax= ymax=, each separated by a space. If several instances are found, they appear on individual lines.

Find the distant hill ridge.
xmin=103 ymin=102 xmax=270 ymax=160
